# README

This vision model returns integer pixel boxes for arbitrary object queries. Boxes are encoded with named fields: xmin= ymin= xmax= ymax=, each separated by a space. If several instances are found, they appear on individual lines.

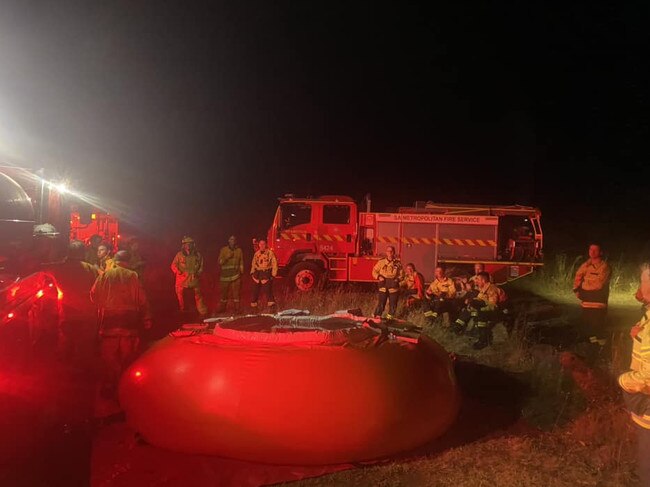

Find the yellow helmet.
xmin=181 ymin=236 xmax=195 ymax=244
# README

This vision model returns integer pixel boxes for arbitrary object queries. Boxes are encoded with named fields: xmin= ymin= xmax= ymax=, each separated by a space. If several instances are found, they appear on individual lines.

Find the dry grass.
xmin=275 ymin=285 xmax=640 ymax=486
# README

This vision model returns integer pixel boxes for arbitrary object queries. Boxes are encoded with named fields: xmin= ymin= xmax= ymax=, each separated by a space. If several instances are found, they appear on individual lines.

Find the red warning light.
xmin=48 ymin=282 xmax=54 ymax=288
xmin=133 ymin=370 xmax=143 ymax=379
xmin=91 ymin=213 xmax=97 ymax=220
xmin=35 ymin=289 xmax=44 ymax=299
xmin=57 ymin=287 xmax=64 ymax=301
xmin=7 ymin=312 xmax=15 ymax=319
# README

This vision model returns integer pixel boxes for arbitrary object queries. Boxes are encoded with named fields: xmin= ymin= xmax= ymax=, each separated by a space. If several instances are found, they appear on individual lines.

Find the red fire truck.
xmin=267 ymin=195 xmax=543 ymax=291
xmin=0 ymin=168 xmax=118 ymax=362
xmin=69 ymin=209 xmax=120 ymax=251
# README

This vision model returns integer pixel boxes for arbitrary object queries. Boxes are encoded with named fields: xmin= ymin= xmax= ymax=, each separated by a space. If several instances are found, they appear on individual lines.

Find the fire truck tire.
xmin=119 ymin=315 xmax=460 ymax=465
xmin=288 ymin=262 xmax=322 ymax=292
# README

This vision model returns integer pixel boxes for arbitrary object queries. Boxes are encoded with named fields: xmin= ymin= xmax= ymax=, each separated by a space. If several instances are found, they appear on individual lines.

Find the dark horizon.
xmin=0 ymin=1 xmax=647 ymax=256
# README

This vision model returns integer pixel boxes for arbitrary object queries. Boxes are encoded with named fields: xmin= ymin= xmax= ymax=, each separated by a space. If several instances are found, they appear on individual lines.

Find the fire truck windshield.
xmin=280 ymin=203 xmax=312 ymax=230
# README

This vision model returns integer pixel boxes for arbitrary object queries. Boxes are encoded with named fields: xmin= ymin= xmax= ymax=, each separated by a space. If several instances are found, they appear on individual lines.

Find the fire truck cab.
xmin=268 ymin=195 xmax=543 ymax=291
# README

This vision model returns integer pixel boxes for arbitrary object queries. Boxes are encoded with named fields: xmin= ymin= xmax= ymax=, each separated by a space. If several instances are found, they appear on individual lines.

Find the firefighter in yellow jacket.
xmin=573 ymin=243 xmax=611 ymax=352
xmin=250 ymin=238 xmax=278 ymax=311
xmin=618 ymin=262 xmax=650 ymax=485
xmin=217 ymin=235 xmax=244 ymax=314
xmin=453 ymin=271 xmax=499 ymax=349
xmin=170 ymin=236 xmax=208 ymax=316
xmin=91 ymin=250 xmax=152 ymax=400
xmin=424 ymin=265 xmax=457 ymax=325
xmin=372 ymin=245 xmax=404 ymax=319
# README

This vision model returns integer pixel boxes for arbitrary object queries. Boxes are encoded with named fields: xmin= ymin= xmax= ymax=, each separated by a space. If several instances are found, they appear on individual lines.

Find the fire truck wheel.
xmin=289 ymin=262 xmax=322 ymax=292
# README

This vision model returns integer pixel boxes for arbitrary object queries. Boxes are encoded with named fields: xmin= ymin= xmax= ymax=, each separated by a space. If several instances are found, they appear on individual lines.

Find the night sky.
xmin=0 ymin=1 xmax=648 ymax=255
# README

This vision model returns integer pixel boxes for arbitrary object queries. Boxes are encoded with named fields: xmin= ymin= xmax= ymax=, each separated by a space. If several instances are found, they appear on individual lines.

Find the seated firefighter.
xmin=401 ymin=263 xmax=425 ymax=309
xmin=453 ymin=271 xmax=500 ymax=349
xmin=424 ymin=266 xmax=457 ymax=325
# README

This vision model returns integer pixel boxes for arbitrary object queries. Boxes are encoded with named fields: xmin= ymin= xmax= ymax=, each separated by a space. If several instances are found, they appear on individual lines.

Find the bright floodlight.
xmin=55 ymin=182 xmax=68 ymax=194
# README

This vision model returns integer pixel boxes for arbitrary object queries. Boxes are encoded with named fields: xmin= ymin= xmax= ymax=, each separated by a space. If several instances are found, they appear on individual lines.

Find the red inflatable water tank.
xmin=119 ymin=314 xmax=460 ymax=465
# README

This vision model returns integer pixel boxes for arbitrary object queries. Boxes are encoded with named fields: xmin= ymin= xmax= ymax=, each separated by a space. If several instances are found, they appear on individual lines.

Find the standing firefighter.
xmin=171 ymin=236 xmax=208 ymax=317
xmin=618 ymin=261 xmax=650 ymax=485
xmin=372 ymin=245 xmax=404 ymax=319
xmin=453 ymin=271 xmax=499 ymax=349
xmin=573 ymin=243 xmax=611 ymax=354
xmin=250 ymin=239 xmax=278 ymax=311
xmin=91 ymin=251 xmax=152 ymax=399
xmin=218 ymin=235 xmax=244 ymax=314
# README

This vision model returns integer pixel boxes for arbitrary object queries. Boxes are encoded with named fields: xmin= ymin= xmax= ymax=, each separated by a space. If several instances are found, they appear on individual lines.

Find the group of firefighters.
xmin=170 ymin=235 xmax=278 ymax=317
xmin=172 ymin=236 xmax=509 ymax=351
xmin=371 ymin=245 xmax=509 ymax=350
xmin=48 ymin=230 xmax=650 ymax=481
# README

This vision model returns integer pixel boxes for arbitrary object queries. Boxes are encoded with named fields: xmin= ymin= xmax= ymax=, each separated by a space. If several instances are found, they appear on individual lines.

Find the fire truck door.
xmin=274 ymin=202 xmax=317 ymax=265
xmin=317 ymin=204 xmax=356 ymax=255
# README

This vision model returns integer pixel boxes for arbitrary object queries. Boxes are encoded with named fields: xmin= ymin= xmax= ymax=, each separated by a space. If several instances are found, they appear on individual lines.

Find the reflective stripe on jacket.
xmin=219 ymin=246 xmax=244 ymax=282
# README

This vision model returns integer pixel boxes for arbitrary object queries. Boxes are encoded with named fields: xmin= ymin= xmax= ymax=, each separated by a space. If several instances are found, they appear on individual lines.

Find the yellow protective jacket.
xmin=573 ymin=259 xmax=611 ymax=291
xmin=219 ymin=245 xmax=244 ymax=282
xmin=90 ymin=264 xmax=151 ymax=321
xmin=426 ymin=277 xmax=456 ymax=299
xmin=573 ymin=259 xmax=611 ymax=308
xmin=372 ymin=257 xmax=404 ymax=293
xmin=619 ymin=312 xmax=650 ymax=428
xmin=402 ymin=272 xmax=425 ymax=299
xmin=251 ymin=249 xmax=278 ymax=277
xmin=475 ymin=282 xmax=499 ymax=311
xmin=98 ymin=256 xmax=115 ymax=275
xmin=171 ymin=250 xmax=204 ymax=288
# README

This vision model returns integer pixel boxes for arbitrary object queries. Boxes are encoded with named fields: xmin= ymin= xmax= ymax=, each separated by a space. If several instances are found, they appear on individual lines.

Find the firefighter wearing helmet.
xmin=217 ymin=235 xmax=244 ymax=314
xmin=371 ymin=245 xmax=404 ymax=319
xmin=171 ymin=236 xmax=208 ymax=317
xmin=250 ymin=238 xmax=278 ymax=311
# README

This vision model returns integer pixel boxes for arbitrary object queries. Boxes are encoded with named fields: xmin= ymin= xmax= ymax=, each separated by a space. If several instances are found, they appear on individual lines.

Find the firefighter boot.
xmin=423 ymin=310 xmax=437 ymax=326
xmin=452 ymin=318 xmax=466 ymax=335
xmin=472 ymin=327 xmax=493 ymax=350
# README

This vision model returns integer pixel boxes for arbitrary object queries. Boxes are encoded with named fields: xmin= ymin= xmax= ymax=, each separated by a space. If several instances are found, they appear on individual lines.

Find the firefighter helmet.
xmin=181 ymin=236 xmax=195 ymax=244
